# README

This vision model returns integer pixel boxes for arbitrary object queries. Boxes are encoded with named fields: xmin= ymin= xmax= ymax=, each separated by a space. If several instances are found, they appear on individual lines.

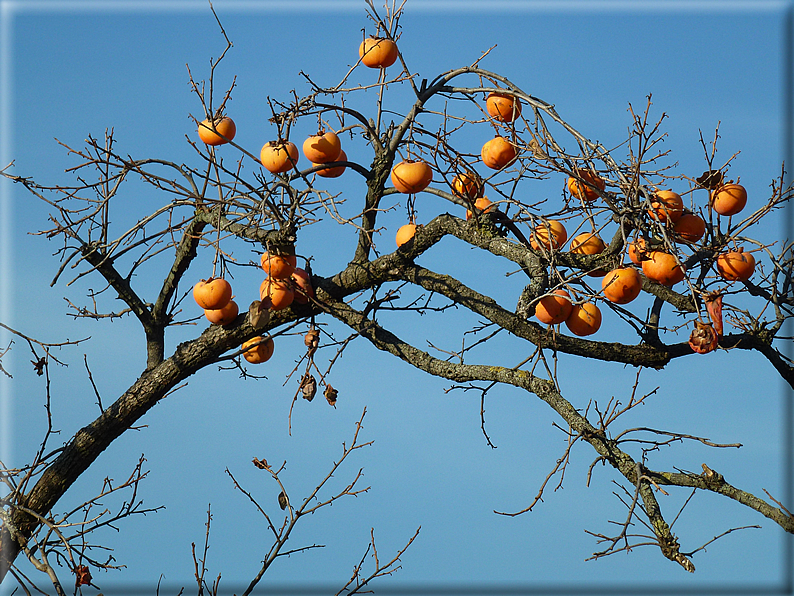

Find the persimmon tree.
xmin=2 ymin=0 xmax=793 ymax=592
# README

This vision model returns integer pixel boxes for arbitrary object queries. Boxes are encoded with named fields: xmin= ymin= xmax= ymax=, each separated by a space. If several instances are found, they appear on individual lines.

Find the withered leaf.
xmin=31 ymin=357 xmax=46 ymax=376
xmin=252 ymin=457 xmax=269 ymax=470
xmin=300 ymin=373 xmax=317 ymax=401
xmin=528 ymin=138 xmax=547 ymax=159
xmin=278 ymin=491 xmax=288 ymax=510
xmin=304 ymin=328 xmax=320 ymax=356
xmin=324 ymin=384 xmax=338 ymax=407
xmin=74 ymin=565 xmax=92 ymax=588
xmin=249 ymin=300 xmax=271 ymax=330
xmin=705 ymin=292 xmax=724 ymax=337
xmin=695 ymin=170 xmax=724 ymax=190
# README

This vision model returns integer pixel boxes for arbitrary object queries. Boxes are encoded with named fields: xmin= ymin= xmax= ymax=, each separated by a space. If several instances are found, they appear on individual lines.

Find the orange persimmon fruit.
xmin=198 ymin=116 xmax=236 ymax=146
xmin=359 ymin=37 xmax=399 ymax=68
xmin=534 ymin=289 xmax=573 ymax=325
xmin=481 ymin=136 xmax=516 ymax=170
xmin=716 ymin=247 xmax=755 ymax=282
xmin=303 ymin=131 xmax=342 ymax=164
xmin=396 ymin=223 xmax=417 ymax=247
xmin=391 ymin=160 xmax=433 ymax=194
xmin=193 ymin=278 xmax=232 ymax=310
xmin=711 ymin=183 xmax=747 ymax=217
xmin=642 ymin=251 xmax=686 ymax=286
xmin=260 ymin=252 xmax=297 ymax=279
xmin=466 ymin=197 xmax=494 ymax=220
xmin=486 ymin=92 xmax=522 ymax=122
xmin=261 ymin=140 xmax=299 ymax=174
xmin=531 ymin=220 xmax=568 ymax=250
xmin=601 ymin=267 xmax=642 ymax=304
xmin=565 ymin=302 xmax=602 ymax=337
xmin=242 ymin=336 xmax=275 ymax=364
xmin=204 ymin=300 xmax=239 ymax=325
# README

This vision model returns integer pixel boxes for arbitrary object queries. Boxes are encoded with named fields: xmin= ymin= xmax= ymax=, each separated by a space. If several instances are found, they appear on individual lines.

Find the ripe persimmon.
xmin=642 ymin=251 xmax=686 ymax=286
xmin=303 ymin=131 xmax=342 ymax=164
xmin=627 ymin=236 xmax=648 ymax=265
xmin=674 ymin=213 xmax=706 ymax=243
xmin=391 ymin=160 xmax=433 ymax=194
xmin=359 ymin=37 xmax=399 ymax=68
xmin=242 ymin=336 xmax=275 ymax=364
xmin=315 ymin=149 xmax=347 ymax=178
xmin=291 ymin=268 xmax=315 ymax=304
xmin=452 ymin=171 xmax=484 ymax=200
xmin=565 ymin=302 xmax=602 ymax=337
xmin=261 ymin=141 xmax=299 ymax=174
xmin=198 ymin=116 xmax=236 ymax=146
xmin=534 ymin=290 xmax=573 ymax=325
xmin=567 ymin=170 xmax=605 ymax=202
xmin=396 ymin=223 xmax=417 ymax=247
xmin=711 ymin=183 xmax=747 ymax=217
xmin=531 ymin=220 xmax=567 ymax=250
xmin=569 ymin=232 xmax=606 ymax=255
xmin=486 ymin=92 xmax=522 ymax=122
xmin=570 ymin=231 xmax=607 ymax=276
xmin=602 ymin=267 xmax=642 ymax=304
xmin=260 ymin=278 xmax=295 ymax=311
xmin=481 ymin=136 xmax=516 ymax=170
xmin=648 ymin=190 xmax=684 ymax=224
xmin=204 ymin=300 xmax=239 ymax=325
xmin=193 ymin=278 xmax=232 ymax=310
xmin=260 ymin=252 xmax=297 ymax=279
xmin=466 ymin=197 xmax=494 ymax=221
xmin=716 ymin=247 xmax=755 ymax=281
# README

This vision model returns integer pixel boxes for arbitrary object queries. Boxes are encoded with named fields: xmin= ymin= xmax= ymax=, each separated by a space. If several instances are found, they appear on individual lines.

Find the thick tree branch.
xmin=318 ymin=294 xmax=695 ymax=570
xmin=151 ymin=214 xmax=209 ymax=326
xmin=0 ymin=310 xmax=287 ymax=581
xmin=400 ymin=262 xmax=675 ymax=368
xmin=646 ymin=465 xmax=794 ymax=533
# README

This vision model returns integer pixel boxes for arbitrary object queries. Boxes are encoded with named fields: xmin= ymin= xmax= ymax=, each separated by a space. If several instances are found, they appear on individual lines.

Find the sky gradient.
xmin=1 ymin=1 xmax=793 ymax=594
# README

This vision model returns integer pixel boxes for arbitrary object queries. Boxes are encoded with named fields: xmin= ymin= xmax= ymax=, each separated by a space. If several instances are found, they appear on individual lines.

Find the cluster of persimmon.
xmin=393 ymin=92 xmax=521 ymax=247
xmin=628 ymin=184 xmax=752 ymax=274
xmin=191 ymin=253 xmax=314 ymax=365
xmin=197 ymin=35 xmax=399 ymax=177
xmin=260 ymin=130 xmax=348 ymax=177
xmin=259 ymin=252 xmax=315 ymax=311
xmin=197 ymin=117 xmax=348 ymax=179
xmin=392 ymin=94 xmax=756 ymax=344
xmin=191 ymin=277 xmax=269 ymax=363
xmin=530 ymin=180 xmax=754 ymax=342
xmin=193 ymin=277 xmax=238 ymax=325
xmin=246 ymin=253 xmax=314 ymax=364
xmin=196 ymin=42 xmax=756 ymax=351
xmin=392 ymin=93 xmax=522 ymax=246
xmin=630 ymin=185 xmax=755 ymax=288
xmin=527 ymin=224 xmax=638 ymax=336
xmin=259 ymin=36 xmax=397 ymax=176
xmin=189 ymin=36 xmax=404 ymax=364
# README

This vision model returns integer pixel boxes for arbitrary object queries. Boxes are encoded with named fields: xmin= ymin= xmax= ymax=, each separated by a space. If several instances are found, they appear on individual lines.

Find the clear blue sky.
xmin=1 ymin=1 xmax=792 ymax=594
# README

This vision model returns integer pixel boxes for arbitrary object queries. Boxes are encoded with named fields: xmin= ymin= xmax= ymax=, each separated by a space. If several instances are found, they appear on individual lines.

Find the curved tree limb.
xmin=317 ymin=292 xmax=696 ymax=570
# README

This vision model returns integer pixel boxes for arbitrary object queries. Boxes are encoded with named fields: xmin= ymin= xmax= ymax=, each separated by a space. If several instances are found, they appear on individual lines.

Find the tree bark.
xmin=0 ymin=318 xmax=257 ymax=581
